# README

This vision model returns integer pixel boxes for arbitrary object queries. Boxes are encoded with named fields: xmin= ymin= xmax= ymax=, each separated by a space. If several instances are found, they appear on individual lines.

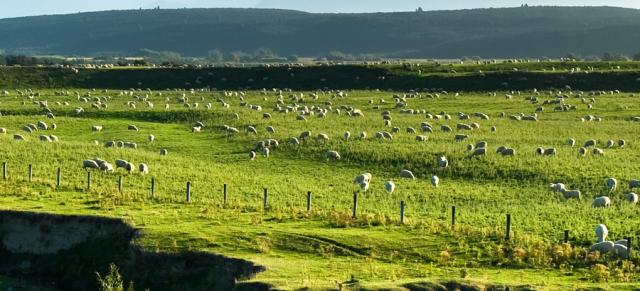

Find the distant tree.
xmin=207 ymin=50 xmax=224 ymax=62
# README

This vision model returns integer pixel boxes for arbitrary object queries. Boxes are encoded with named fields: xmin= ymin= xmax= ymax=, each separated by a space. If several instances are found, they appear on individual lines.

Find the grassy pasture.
xmin=1 ymin=88 xmax=640 ymax=289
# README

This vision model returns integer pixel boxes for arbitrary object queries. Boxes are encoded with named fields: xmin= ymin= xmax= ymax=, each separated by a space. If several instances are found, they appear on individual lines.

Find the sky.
xmin=2 ymin=0 xmax=640 ymax=19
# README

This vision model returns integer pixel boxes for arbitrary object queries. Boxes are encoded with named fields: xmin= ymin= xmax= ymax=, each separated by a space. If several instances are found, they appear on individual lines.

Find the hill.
xmin=1 ymin=6 xmax=640 ymax=58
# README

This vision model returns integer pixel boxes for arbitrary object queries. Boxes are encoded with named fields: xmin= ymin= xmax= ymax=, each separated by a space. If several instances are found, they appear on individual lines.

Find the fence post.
xmin=451 ymin=206 xmax=456 ymax=228
xmin=352 ymin=192 xmax=358 ymax=219
xmin=263 ymin=188 xmax=268 ymax=210
xmin=564 ymin=230 xmax=569 ymax=243
xmin=627 ymin=237 xmax=632 ymax=259
xmin=118 ymin=176 xmax=123 ymax=193
xmin=306 ymin=191 xmax=312 ymax=212
xmin=151 ymin=176 xmax=155 ymax=198
xmin=86 ymin=171 xmax=92 ymax=191
xmin=56 ymin=167 xmax=61 ymax=188
xmin=28 ymin=164 xmax=32 ymax=182
xmin=400 ymin=201 xmax=405 ymax=224
xmin=186 ymin=181 xmax=191 ymax=203
xmin=2 ymin=161 xmax=6 ymax=180
xmin=506 ymin=214 xmax=511 ymax=241
xmin=223 ymin=183 xmax=227 ymax=204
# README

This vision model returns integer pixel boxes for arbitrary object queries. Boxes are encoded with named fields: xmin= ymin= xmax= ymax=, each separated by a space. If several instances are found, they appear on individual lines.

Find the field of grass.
xmin=1 ymin=87 xmax=640 ymax=290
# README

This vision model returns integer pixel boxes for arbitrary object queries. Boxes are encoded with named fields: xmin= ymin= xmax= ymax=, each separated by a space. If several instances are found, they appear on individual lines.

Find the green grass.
xmin=1 ymin=88 xmax=640 ymax=289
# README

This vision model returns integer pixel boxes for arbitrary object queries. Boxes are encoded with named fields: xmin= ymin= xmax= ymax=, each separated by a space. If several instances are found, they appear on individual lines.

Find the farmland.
xmin=1 ymin=70 xmax=640 ymax=290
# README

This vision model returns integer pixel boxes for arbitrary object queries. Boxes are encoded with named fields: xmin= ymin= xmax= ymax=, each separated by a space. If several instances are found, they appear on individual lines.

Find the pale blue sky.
xmin=2 ymin=0 xmax=639 ymax=19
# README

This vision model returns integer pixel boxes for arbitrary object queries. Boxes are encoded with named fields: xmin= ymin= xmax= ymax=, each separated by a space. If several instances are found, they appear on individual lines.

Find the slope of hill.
xmin=1 ymin=6 xmax=640 ymax=58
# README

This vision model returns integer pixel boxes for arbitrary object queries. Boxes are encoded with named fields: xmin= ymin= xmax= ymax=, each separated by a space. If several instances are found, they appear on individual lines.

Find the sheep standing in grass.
xmin=262 ymin=147 xmax=270 ymax=158
xmin=618 ymin=139 xmax=626 ymax=148
xmin=115 ymin=159 xmax=129 ymax=170
xmin=592 ymin=196 xmax=611 ymax=208
xmin=578 ymin=147 xmax=587 ymax=156
xmin=359 ymin=132 xmax=367 ymax=140
xmin=249 ymin=151 xmax=256 ymax=160
xmin=160 ymin=148 xmax=168 ymax=156
xmin=593 ymin=148 xmax=604 ymax=155
xmin=470 ymin=147 xmax=486 ymax=157
xmin=626 ymin=193 xmax=638 ymax=204
xmin=606 ymin=140 xmax=615 ymax=148
xmin=266 ymin=126 xmax=276 ymax=134
xmin=325 ymin=150 xmax=341 ymax=160
xmin=148 ymin=134 xmax=155 ymax=143
xmin=438 ymin=156 xmax=449 ymax=169
xmin=92 ymin=125 xmax=103 ymax=132
xmin=354 ymin=173 xmax=372 ymax=185
xmin=125 ymin=162 xmax=135 ymax=174
xmin=384 ymin=181 xmax=395 ymax=194
xmin=399 ymin=170 xmax=416 ymax=179
xmin=139 ymin=163 xmax=149 ymax=175
xmin=299 ymin=131 xmax=311 ymax=140
xmin=14 ymin=134 xmax=25 ymax=141
xmin=83 ymin=160 xmax=100 ymax=170
xmin=630 ymin=179 xmax=640 ymax=190
xmin=431 ymin=175 xmax=440 ymax=188
xmin=605 ymin=178 xmax=617 ymax=192
xmin=567 ymin=138 xmax=576 ymax=147
xmin=590 ymin=224 xmax=615 ymax=254
xmin=553 ymin=184 xmax=581 ymax=201
xmin=128 ymin=125 xmax=139 ymax=131
xmin=584 ymin=140 xmax=597 ymax=147
xmin=344 ymin=131 xmax=351 ymax=141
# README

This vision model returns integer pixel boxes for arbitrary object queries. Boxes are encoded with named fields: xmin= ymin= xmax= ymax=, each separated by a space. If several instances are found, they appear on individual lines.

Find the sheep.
xmin=266 ymin=126 xmax=276 ymax=134
xmin=98 ymin=162 xmax=114 ymax=173
xmin=92 ymin=125 xmax=103 ymax=132
xmin=454 ymin=134 xmax=469 ymax=141
xmin=148 ymin=134 xmax=155 ymax=143
xmin=358 ymin=180 xmax=370 ymax=192
xmin=590 ymin=224 xmax=615 ymax=255
xmin=496 ymin=146 xmax=507 ymax=154
xmin=399 ymin=170 xmax=416 ymax=180
xmin=415 ymin=135 xmax=428 ymax=142
xmin=592 ymin=148 xmax=604 ymax=155
xmin=262 ymin=147 xmax=270 ymax=158
xmin=51 ymin=123 xmax=57 ymax=130
xmin=299 ymin=131 xmax=311 ymax=140
xmin=354 ymin=173 xmax=372 ymax=185
xmin=578 ymin=147 xmax=587 ymax=156
xmin=501 ymin=148 xmax=516 ymax=156
xmin=289 ymin=137 xmax=300 ymax=145
xmin=124 ymin=162 xmax=135 ymax=174
xmin=116 ymin=141 xmax=124 ymax=148
xmin=584 ymin=139 xmax=597 ymax=147
xmin=440 ymin=125 xmax=452 ymax=132
xmin=343 ymin=131 xmax=351 ymax=140
xmin=249 ymin=151 xmax=256 ymax=160
xmin=491 ymin=126 xmax=497 ymax=132
xmin=470 ymin=147 xmax=487 ymax=157
xmin=113 ymin=160 xmax=128 ymax=170
xmin=359 ymin=132 xmax=367 ymax=140
xmin=246 ymin=126 xmax=258 ymax=135
xmin=192 ymin=126 xmax=202 ymax=133
xmin=384 ymin=181 xmax=395 ymax=194
xmin=139 ymin=163 xmax=149 ymax=175
xmin=557 ymin=186 xmax=581 ymax=201
xmin=22 ymin=126 xmax=34 ymax=133
xmin=316 ymin=133 xmax=330 ymax=141
xmin=629 ymin=179 xmax=640 ymax=190
xmin=160 ymin=148 xmax=168 ymax=156
xmin=37 ymin=121 xmax=48 ymax=130
xmin=83 ymin=160 xmax=100 ymax=170
xmin=431 ymin=175 xmax=439 ymax=188
xmin=606 ymin=140 xmax=615 ymax=148
xmin=592 ymin=196 xmax=611 ymax=208
xmin=618 ymin=139 xmax=626 ymax=148
xmin=536 ymin=147 xmax=556 ymax=156
xmin=605 ymin=178 xmax=617 ymax=192
xmin=467 ymin=144 xmax=475 ymax=151
xmin=0 ymin=128 xmax=5 ymax=134
xmin=438 ymin=156 xmax=449 ymax=169
xmin=625 ymin=192 xmax=638 ymax=204
xmin=124 ymin=142 xmax=138 ymax=149
xmin=567 ymin=138 xmax=576 ymax=147
xmin=549 ymin=183 xmax=566 ymax=193
xmin=13 ymin=134 xmax=25 ymax=141
xmin=457 ymin=123 xmax=473 ymax=131
xmin=325 ymin=150 xmax=341 ymax=160
xmin=128 ymin=125 xmax=139 ymax=131
xmin=39 ymin=135 xmax=52 ymax=142
xmin=475 ymin=141 xmax=487 ymax=149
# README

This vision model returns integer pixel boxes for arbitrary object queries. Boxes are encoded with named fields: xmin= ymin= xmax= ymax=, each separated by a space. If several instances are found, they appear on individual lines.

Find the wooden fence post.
xmin=506 ymin=214 xmax=512 ymax=241
xmin=352 ymin=192 xmax=358 ymax=219
xmin=186 ymin=181 xmax=191 ymax=203
xmin=28 ymin=164 xmax=32 ymax=182
xmin=56 ymin=167 xmax=61 ymax=188
xmin=306 ymin=191 xmax=312 ymax=212
xmin=151 ymin=176 xmax=155 ymax=198
xmin=400 ymin=201 xmax=405 ymax=224
xmin=223 ymin=183 xmax=227 ymax=204
xmin=263 ymin=188 xmax=268 ymax=210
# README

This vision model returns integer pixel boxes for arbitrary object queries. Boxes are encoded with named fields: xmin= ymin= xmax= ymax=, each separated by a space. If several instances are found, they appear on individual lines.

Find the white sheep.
xmin=584 ymin=139 xmax=597 ymax=147
xmin=359 ymin=132 xmax=367 ymax=140
xmin=359 ymin=180 xmax=370 ymax=192
xmin=399 ymin=169 xmax=416 ymax=180
xmin=325 ymin=150 xmax=341 ymax=160
xmin=115 ymin=159 xmax=129 ymax=169
xmin=470 ymin=147 xmax=486 ymax=157
xmin=354 ymin=173 xmax=372 ymax=184
xmin=289 ymin=137 xmax=300 ymax=145
xmin=605 ymin=178 xmax=617 ymax=192
xmin=592 ymin=196 xmax=611 ymax=208
xmin=13 ymin=134 xmax=25 ymax=141
xmin=618 ymin=139 xmax=626 ymax=148
xmin=555 ymin=184 xmax=580 ymax=200
xmin=266 ymin=126 xmax=275 ymax=133
xmin=567 ymin=138 xmax=576 ymax=147
xmin=438 ymin=156 xmax=448 ymax=169
xmin=343 ymin=131 xmax=351 ymax=141
xmin=128 ymin=125 xmax=139 ymax=131
xmin=590 ymin=224 xmax=615 ymax=254
xmin=83 ymin=160 xmax=100 ymax=170
xmin=625 ymin=192 xmax=638 ymax=204
xmin=606 ymin=140 xmax=615 ymax=148
xmin=139 ymin=163 xmax=149 ymax=175
xmin=384 ymin=180 xmax=395 ymax=194
xmin=92 ymin=125 xmax=103 ymax=132
xmin=124 ymin=162 xmax=135 ymax=174
xmin=431 ymin=175 xmax=439 ymax=188
xmin=250 ymin=151 xmax=256 ymax=160
xmin=415 ymin=135 xmax=428 ymax=142
xmin=578 ymin=147 xmax=587 ymax=156
xmin=160 ymin=148 xmax=168 ymax=156
xmin=148 ymin=134 xmax=155 ymax=143
xmin=316 ymin=133 xmax=330 ymax=141
xmin=262 ymin=147 xmax=270 ymax=158
xmin=246 ymin=126 xmax=258 ymax=135
xmin=0 ymin=128 xmax=6 ymax=134
xmin=630 ymin=179 xmax=640 ymax=190
xmin=592 ymin=148 xmax=604 ymax=155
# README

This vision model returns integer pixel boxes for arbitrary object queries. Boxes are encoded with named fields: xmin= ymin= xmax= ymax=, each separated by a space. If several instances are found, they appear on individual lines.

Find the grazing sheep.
xmin=104 ymin=141 xmax=115 ymax=148
xmin=578 ymin=147 xmax=587 ymax=156
xmin=139 ymin=163 xmax=149 ymax=175
xmin=92 ymin=125 xmax=103 ymax=132
xmin=626 ymin=192 xmax=638 ymax=204
xmin=606 ymin=140 xmax=615 ymax=148
xmin=358 ymin=180 xmax=370 ymax=192
xmin=316 ymin=133 xmax=330 ymax=141
xmin=491 ymin=126 xmax=497 ymax=132
xmin=438 ymin=156 xmax=449 ymax=169
xmin=192 ymin=126 xmax=202 ymax=133
xmin=325 ymin=150 xmax=341 ymax=160
xmin=266 ymin=126 xmax=276 ymax=134
xmin=354 ymin=173 xmax=372 ymax=185
xmin=148 ymin=134 xmax=155 ymax=143
xmin=124 ymin=142 xmax=138 ymax=149
xmin=431 ymin=175 xmax=439 ymax=188
xmin=399 ymin=170 xmax=416 ymax=180
xmin=454 ymin=134 xmax=469 ymax=141
xmin=37 ymin=121 xmax=48 ymax=130
xmin=501 ymin=148 xmax=516 ymax=156
xmin=415 ymin=135 xmax=428 ymax=142
xmin=475 ymin=141 xmax=487 ymax=149
xmin=344 ymin=131 xmax=351 ymax=140
xmin=246 ymin=126 xmax=258 ymax=135
xmin=592 ymin=148 xmax=604 ymax=155
xmin=496 ymin=146 xmax=507 ymax=154
xmin=38 ymin=135 xmax=52 ymax=142
xmin=83 ymin=160 xmax=100 ymax=170
xmin=359 ymin=132 xmax=367 ymax=140
xmin=549 ymin=183 xmax=566 ymax=193
xmin=0 ymin=128 xmax=5 ymax=134
xmin=249 ymin=151 xmax=256 ymax=160
xmin=262 ymin=147 xmax=270 ymax=158
xmin=558 ymin=186 xmax=581 ymax=201
xmin=13 ymin=134 xmax=25 ymax=141
xmin=406 ymin=127 xmax=416 ymax=134
xmin=592 ymin=196 xmax=612 ymax=208
xmin=160 ymin=148 xmax=168 ymax=156
xmin=618 ymin=139 xmax=626 ymax=148
xmin=299 ymin=131 xmax=311 ymax=140
xmin=440 ymin=125 xmax=452 ymax=132
xmin=384 ymin=181 xmax=395 ymax=194
xmin=289 ymin=137 xmax=300 ymax=145
xmin=537 ymin=147 xmax=556 ymax=156
xmin=128 ymin=125 xmax=139 ymax=131
xmin=124 ymin=162 xmax=135 ymax=174
xmin=467 ymin=144 xmax=475 ymax=151
xmin=590 ymin=224 xmax=615 ymax=254
xmin=584 ymin=139 xmax=597 ymax=147
xmin=470 ymin=147 xmax=487 ymax=157
xmin=567 ymin=138 xmax=576 ymax=147
xmin=629 ymin=179 xmax=640 ymax=190
xmin=605 ymin=178 xmax=617 ymax=192
xmin=457 ymin=123 xmax=473 ymax=131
